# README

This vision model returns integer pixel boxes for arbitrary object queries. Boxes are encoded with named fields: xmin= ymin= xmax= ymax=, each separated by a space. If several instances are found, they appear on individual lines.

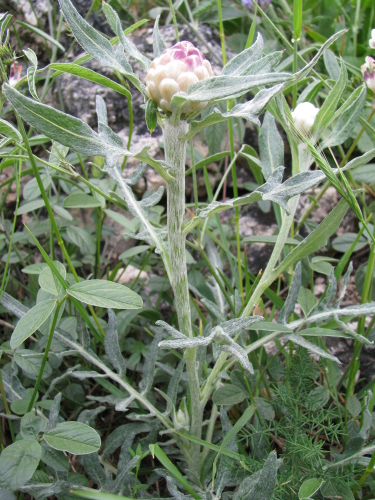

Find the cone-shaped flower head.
xmin=362 ymin=56 xmax=375 ymax=93
xmin=291 ymin=102 xmax=319 ymax=134
xmin=145 ymin=41 xmax=214 ymax=115
xmin=370 ymin=29 xmax=375 ymax=49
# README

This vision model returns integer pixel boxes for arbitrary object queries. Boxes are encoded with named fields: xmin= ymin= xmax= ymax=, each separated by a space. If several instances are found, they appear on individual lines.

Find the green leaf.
xmin=332 ymin=232 xmax=368 ymax=253
xmin=103 ymin=208 xmax=138 ymax=233
xmin=212 ymin=384 xmax=246 ymax=405
xmin=119 ymin=245 xmax=151 ymax=260
xmin=324 ymin=49 xmax=341 ymax=80
xmin=293 ymin=0 xmax=303 ymax=41
xmin=63 ymin=193 xmax=103 ymax=209
xmin=101 ymin=1 xmax=150 ymax=70
xmin=145 ymin=99 xmax=158 ymax=134
xmin=11 ymin=388 xmax=38 ymax=415
xmin=21 ymin=263 xmax=49 ymax=274
xmin=259 ymin=111 xmax=284 ymax=180
xmin=347 ymin=395 xmax=361 ymax=417
xmin=70 ymin=491 xmax=133 ymax=500
xmin=274 ymin=198 xmax=349 ymax=275
xmin=299 ymin=478 xmax=323 ymax=499
xmin=322 ymin=84 xmax=367 ymax=148
xmin=10 ymin=299 xmax=56 ymax=349
xmin=67 ymin=279 xmax=143 ymax=309
xmin=171 ymin=72 xmax=292 ymax=108
xmin=243 ymin=235 xmax=299 ymax=245
xmin=4 ymin=84 xmax=130 ymax=169
xmin=66 ymin=226 xmax=96 ymax=255
xmin=39 ymin=261 xmax=66 ymax=296
xmin=0 ymin=439 xmax=42 ymax=491
xmin=0 ymin=118 xmax=22 ymax=141
xmin=311 ymin=58 xmax=347 ymax=138
xmin=44 ymin=421 xmax=101 ymax=455
xmin=222 ymin=33 xmax=263 ymax=76
xmin=309 ymin=386 xmax=330 ymax=411
xmin=152 ymin=15 xmax=166 ymax=57
xmin=17 ymin=198 xmax=45 ymax=215
xmin=149 ymin=444 xmax=200 ymax=500
xmin=48 ymin=63 xmax=131 ymax=100
xmin=15 ymin=21 xmax=65 ymax=52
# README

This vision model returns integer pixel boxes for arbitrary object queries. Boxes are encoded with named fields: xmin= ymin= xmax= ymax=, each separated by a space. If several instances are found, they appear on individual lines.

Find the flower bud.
xmin=370 ymin=29 xmax=375 ymax=49
xmin=291 ymin=102 xmax=319 ymax=133
xmin=172 ymin=397 xmax=190 ymax=430
xmin=145 ymin=41 xmax=214 ymax=115
xmin=362 ymin=56 xmax=375 ymax=93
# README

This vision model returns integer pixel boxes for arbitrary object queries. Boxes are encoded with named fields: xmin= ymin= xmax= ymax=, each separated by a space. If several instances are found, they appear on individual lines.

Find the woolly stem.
xmin=163 ymin=118 xmax=202 ymax=479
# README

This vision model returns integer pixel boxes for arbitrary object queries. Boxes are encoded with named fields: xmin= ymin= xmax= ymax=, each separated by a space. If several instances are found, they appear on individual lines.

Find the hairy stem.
xmin=163 ymin=118 xmax=202 ymax=478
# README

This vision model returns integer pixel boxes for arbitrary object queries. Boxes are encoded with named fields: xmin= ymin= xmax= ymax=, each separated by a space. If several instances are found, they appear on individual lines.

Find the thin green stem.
xmin=15 ymin=114 xmax=105 ymax=339
xmin=27 ymin=299 xmax=65 ymax=412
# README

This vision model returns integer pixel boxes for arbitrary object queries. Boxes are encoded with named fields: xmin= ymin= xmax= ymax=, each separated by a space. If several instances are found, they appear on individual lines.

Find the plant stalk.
xmin=163 ymin=118 xmax=202 ymax=478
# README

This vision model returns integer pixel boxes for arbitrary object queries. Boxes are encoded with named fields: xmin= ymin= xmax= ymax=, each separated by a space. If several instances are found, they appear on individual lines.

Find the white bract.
xmin=145 ymin=40 xmax=214 ymax=114
xmin=291 ymin=102 xmax=319 ymax=133
xmin=370 ymin=29 xmax=375 ymax=48
xmin=361 ymin=56 xmax=375 ymax=93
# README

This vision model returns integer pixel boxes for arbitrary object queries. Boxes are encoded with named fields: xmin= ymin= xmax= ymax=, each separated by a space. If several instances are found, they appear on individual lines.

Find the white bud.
xmin=370 ymin=29 xmax=375 ymax=49
xmin=145 ymin=41 xmax=214 ymax=115
xmin=291 ymin=102 xmax=319 ymax=134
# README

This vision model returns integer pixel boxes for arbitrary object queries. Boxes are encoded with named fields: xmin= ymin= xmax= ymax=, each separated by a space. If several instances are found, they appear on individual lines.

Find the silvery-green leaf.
xmin=220 ymin=316 xmax=264 ymax=337
xmin=201 ymin=297 xmax=225 ymax=322
xmin=82 ymin=452 xmax=107 ymax=488
xmin=298 ymin=327 xmax=370 ymax=344
xmin=10 ymin=299 xmax=57 ymax=349
xmin=184 ymin=84 xmax=285 ymax=141
xmin=242 ymin=51 xmax=283 ymax=77
xmin=159 ymin=335 xmax=213 ymax=349
xmin=153 ymin=15 xmax=166 ymax=57
xmin=23 ymin=48 xmax=38 ymax=67
xmin=222 ymin=33 xmax=263 ymax=76
xmin=286 ymin=334 xmax=341 ymax=363
xmin=27 ymin=66 xmax=39 ymax=101
xmin=141 ymin=328 xmax=163 ymax=394
xmin=0 ymin=439 xmax=42 ymax=491
xmin=58 ymin=0 xmax=144 ymax=91
xmin=278 ymin=262 xmax=302 ymax=324
xmin=274 ymin=198 xmax=349 ymax=276
xmin=322 ymin=84 xmax=366 ymax=148
xmin=166 ymin=360 xmax=184 ymax=413
xmin=102 ymin=1 xmax=150 ymax=70
xmin=221 ymin=343 xmax=254 ymax=373
xmin=4 ymin=85 xmax=130 ymax=169
xmin=184 ymin=167 xmax=328 ymax=234
xmin=292 ymin=30 xmax=347 ymax=83
xmin=78 ymin=406 xmax=106 ymax=426
xmin=317 ymin=267 xmax=337 ymax=311
xmin=333 ymin=262 xmax=353 ymax=308
xmin=311 ymin=58 xmax=347 ymax=139
xmin=40 ymin=441 xmax=70 ymax=472
xmin=46 ymin=392 xmax=62 ymax=431
xmin=115 ymin=395 xmax=135 ymax=412
xmin=259 ymin=111 xmax=284 ymax=180
xmin=105 ymin=309 xmax=126 ymax=378
xmin=234 ymin=451 xmax=279 ymax=500
xmin=0 ymin=118 xmax=22 ymax=142
xmin=77 ymin=312 xmax=90 ymax=350
xmin=133 ymin=145 xmax=174 ymax=183
xmin=324 ymin=49 xmax=341 ymax=80
xmin=171 ymin=72 xmax=292 ymax=110
xmin=125 ymin=162 xmax=147 ymax=186
xmin=155 ymin=320 xmax=185 ymax=339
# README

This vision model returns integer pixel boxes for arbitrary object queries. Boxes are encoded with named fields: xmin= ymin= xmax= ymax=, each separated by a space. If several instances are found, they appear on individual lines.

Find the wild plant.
xmin=1 ymin=1 xmax=375 ymax=499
